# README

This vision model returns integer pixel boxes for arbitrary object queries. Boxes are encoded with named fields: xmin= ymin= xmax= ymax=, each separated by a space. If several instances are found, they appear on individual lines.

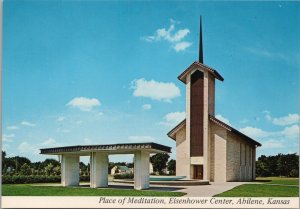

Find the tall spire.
xmin=199 ymin=16 xmax=203 ymax=63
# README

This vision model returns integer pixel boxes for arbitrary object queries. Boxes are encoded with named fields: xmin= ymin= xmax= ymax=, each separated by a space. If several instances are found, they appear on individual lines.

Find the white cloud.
xmin=240 ymin=125 xmax=299 ymax=149
xmin=262 ymin=139 xmax=284 ymax=149
xmin=56 ymin=128 xmax=70 ymax=133
xmin=142 ymin=104 xmax=152 ymax=110
xmin=83 ymin=138 xmax=92 ymax=145
xmin=67 ymin=97 xmax=101 ymax=111
xmin=41 ymin=138 xmax=60 ymax=147
xmin=128 ymin=136 xmax=156 ymax=143
xmin=240 ymin=119 xmax=249 ymax=124
xmin=2 ymin=143 xmax=10 ymax=151
xmin=265 ymin=114 xmax=272 ymax=121
xmin=2 ymin=134 xmax=15 ymax=142
xmin=264 ymin=112 xmax=299 ymax=126
xmin=21 ymin=121 xmax=36 ymax=127
xmin=173 ymin=41 xmax=192 ymax=52
xmin=240 ymin=125 xmax=299 ymax=140
xmin=239 ymin=126 xmax=271 ymax=139
xmin=18 ymin=142 xmax=39 ymax=154
xmin=142 ymin=19 xmax=192 ymax=52
xmin=131 ymin=78 xmax=180 ymax=102
xmin=19 ymin=138 xmax=62 ymax=155
xmin=144 ymin=23 xmax=189 ymax=43
xmin=57 ymin=116 xmax=66 ymax=122
xmin=159 ymin=111 xmax=186 ymax=126
xmin=7 ymin=126 xmax=19 ymax=130
xmin=281 ymin=125 xmax=299 ymax=139
xmin=215 ymin=114 xmax=231 ymax=126
xmin=272 ymin=114 xmax=300 ymax=126
xmin=96 ymin=112 xmax=104 ymax=116
xmin=246 ymin=47 xmax=290 ymax=63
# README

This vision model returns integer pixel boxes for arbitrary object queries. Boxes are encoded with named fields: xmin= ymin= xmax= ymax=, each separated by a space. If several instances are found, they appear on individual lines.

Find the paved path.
xmin=36 ymin=181 xmax=248 ymax=197
xmin=109 ymin=181 xmax=247 ymax=197
xmin=177 ymin=182 xmax=246 ymax=197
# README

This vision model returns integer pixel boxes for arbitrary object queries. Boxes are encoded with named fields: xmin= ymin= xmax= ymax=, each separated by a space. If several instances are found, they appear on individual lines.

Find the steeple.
xmin=199 ymin=16 xmax=203 ymax=63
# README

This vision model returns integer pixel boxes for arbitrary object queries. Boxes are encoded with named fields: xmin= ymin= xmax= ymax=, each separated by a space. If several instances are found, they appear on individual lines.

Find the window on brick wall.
xmin=244 ymin=144 xmax=247 ymax=165
xmin=250 ymin=147 xmax=252 ymax=166
xmin=240 ymin=143 xmax=242 ymax=166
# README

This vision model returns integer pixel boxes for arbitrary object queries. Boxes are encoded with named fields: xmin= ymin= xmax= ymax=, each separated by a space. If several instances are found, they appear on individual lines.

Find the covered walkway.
xmin=40 ymin=142 xmax=171 ymax=190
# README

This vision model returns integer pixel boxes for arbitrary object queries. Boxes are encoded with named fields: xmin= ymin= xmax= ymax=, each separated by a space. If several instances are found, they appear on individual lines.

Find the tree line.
xmin=1 ymin=151 xmax=176 ymax=177
xmin=3 ymin=151 xmax=297 ymax=179
xmin=256 ymin=153 xmax=299 ymax=177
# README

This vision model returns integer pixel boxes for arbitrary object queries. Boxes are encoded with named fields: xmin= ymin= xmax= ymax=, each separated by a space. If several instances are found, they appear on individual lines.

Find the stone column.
xmin=134 ymin=150 xmax=150 ymax=190
xmin=61 ymin=154 xmax=80 ymax=186
xmin=90 ymin=152 xmax=109 ymax=188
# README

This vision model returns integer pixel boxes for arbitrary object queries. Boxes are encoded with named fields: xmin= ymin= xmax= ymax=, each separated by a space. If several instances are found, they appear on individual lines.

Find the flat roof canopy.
xmin=40 ymin=142 xmax=171 ymax=156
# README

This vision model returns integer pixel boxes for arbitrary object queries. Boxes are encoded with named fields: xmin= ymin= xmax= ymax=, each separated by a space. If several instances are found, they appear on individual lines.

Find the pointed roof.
xmin=178 ymin=61 xmax=224 ymax=84
xmin=167 ymin=115 xmax=261 ymax=147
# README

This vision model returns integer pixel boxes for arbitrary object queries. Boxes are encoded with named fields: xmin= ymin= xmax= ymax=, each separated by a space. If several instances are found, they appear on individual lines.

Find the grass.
xmin=255 ymin=177 xmax=299 ymax=185
xmin=215 ymin=177 xmax=299 ymax=197
xmin=214 ymin=184 xmax=299 ymax=197
xmin=2 ymin=184 xmax=186 ymax=196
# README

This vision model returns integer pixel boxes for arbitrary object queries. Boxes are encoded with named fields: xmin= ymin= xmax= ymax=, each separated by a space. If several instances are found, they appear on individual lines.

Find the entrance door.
xmin=194 ymin=165 xmax=203 ymax=179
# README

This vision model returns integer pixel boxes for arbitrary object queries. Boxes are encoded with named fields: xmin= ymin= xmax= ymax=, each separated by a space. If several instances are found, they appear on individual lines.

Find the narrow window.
xmin=239 ymin=143 xmax=242 ymax=166
xmin=244 ymin=144 xmax=247 ymax=165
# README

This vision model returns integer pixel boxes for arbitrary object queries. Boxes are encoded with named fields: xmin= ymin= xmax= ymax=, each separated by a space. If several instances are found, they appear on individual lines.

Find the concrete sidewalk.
xmin=109 ymin=181 xmax=247 ymax=197
xmin=177 ymin=182 xmax=246 ymax=197
xmin=36 ymin=181 xmax=247 ymax=197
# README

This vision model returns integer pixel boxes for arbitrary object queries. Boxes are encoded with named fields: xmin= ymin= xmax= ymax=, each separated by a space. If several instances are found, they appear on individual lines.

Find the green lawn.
xmin=214 ymin=184 xmax=298 ymax=197
xmin=215 ymin=177 xmax=299 ymax=197
xmin=2 ymin=184 xmax=186 ymax=196
xmin=256 ymin=177 xmax=299 ymax=185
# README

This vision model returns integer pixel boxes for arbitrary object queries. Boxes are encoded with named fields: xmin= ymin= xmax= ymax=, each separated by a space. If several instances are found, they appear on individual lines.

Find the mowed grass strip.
xmin=214 ymin=184 xmax=299 ymax=197
xmin=2 ymin=184 xmax=186 ymax=196
xmin=255 ymin=177 xmax=299 ymax=186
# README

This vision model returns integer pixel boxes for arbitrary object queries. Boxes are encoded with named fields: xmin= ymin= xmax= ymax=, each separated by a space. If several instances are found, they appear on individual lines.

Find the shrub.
xmin=2 ymin=175 xmax=91 ymax=184
xmin=114 ymin=173 xmax=134 ymax=179
xmin=80 ymin=175 xmax=90 ymax=181
xmin=289 ymin=169 xmax=299 ymax=177
xmin=2 ymin=175 xmax=61 ymax=184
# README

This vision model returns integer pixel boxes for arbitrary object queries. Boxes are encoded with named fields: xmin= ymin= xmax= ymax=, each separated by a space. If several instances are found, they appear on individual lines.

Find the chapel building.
xmin=167 ymin=18 xmax=261 ymax=182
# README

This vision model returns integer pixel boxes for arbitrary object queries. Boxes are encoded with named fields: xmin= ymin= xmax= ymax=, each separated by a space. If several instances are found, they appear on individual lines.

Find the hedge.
xmin=2 ymin=175 xmax=90 ymax=184
xmin=114 ymin=173 xmax=134 ymax=179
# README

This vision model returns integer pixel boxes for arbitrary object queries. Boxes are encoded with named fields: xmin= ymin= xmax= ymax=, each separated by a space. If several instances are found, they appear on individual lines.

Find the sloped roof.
xmin=167 ymin=115 xmax=261 ymax=147
xmin=117 ymin=166 xmax=129 ymax=171
xmin=178 ymin=61 xmax=224 ymax=84
xmin=167 ymin=119 xmax=186 ymax=140
xmin=209 ymin=114 xmax=261 ymax=146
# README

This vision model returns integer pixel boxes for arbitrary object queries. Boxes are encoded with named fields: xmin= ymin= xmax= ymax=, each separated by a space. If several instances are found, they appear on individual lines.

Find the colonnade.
xmin=60 ymin=150 xmax=150 ymax=190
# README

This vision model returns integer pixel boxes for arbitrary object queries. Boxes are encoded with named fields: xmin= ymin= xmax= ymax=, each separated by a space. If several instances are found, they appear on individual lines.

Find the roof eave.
xmin=178 ymin=61 xmax=224 ymax=84
xmin=209 ymin=115 xmax=261 ymax=147
xmin=167 ymin=119 xmax=186 ymax=141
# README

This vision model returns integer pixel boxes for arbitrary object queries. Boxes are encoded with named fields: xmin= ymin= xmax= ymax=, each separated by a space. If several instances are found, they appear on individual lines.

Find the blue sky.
xmin=3 ymin=1 xmax=300 ymax=163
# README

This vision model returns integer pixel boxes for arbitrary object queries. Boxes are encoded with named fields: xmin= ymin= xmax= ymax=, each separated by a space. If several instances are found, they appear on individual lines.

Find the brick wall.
xmin=176 ymin=127 xmax=191 ymax=178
